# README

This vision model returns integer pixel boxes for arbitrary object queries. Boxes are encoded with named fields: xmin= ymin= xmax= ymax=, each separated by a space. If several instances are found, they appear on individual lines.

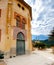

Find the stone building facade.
xmin=0 ymin=0 xmax=32 ymax=58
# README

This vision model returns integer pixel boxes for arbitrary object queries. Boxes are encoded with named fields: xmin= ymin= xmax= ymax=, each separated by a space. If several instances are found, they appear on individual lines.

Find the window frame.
xmin=16 ymin=16 xmax=20 ymax=27
xmin=17 ymin=3 xmax=21 ymax=8
xmin=22 ymin=7 xmax=25 ymax=10
xmin=22 ymin=19 xmax=26 ymax=29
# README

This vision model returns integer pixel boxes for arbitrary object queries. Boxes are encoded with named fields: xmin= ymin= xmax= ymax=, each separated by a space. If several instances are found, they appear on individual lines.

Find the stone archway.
xmin=16 ymin=32 xmax=25 ymax=55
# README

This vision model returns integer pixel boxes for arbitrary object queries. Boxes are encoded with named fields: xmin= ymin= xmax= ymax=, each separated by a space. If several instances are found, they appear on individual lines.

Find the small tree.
xmin=33 ymin=41 xmax=46 ymax=50
xmin=49 ymin=27 xmax=54 ymax=54
xmin=49 ymin=28 xmax=54 ymax=41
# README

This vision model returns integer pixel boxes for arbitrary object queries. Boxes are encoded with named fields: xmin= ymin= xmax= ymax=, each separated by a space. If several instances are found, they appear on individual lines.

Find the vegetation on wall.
xmin=0 ymin=51 xmax=4 ymax=59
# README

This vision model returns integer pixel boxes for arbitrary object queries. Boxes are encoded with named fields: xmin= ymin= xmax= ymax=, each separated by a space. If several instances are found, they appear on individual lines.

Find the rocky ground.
xmin=2 ymin=49 xmax=54 ymax=65
xmin=0 ymin=49 xmax=54 ymax=65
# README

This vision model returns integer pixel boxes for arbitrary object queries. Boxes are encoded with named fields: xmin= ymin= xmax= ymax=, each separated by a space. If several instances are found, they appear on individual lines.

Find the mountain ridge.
xmin=32 ymin=35 xmax=49 ymax=40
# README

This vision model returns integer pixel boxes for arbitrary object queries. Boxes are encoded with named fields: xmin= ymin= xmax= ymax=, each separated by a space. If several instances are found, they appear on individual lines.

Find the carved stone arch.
xmin=17 ymin=32 xmax=25 ymax=40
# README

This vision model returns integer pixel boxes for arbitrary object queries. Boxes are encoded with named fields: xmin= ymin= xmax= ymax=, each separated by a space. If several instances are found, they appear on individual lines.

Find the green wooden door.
xmin=16 ymin=32 xmax=25 ymax=55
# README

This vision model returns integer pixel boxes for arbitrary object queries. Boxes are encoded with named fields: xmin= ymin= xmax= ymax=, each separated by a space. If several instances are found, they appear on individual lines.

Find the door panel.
xmin=16 ymin=40 xmax=25 ymax=55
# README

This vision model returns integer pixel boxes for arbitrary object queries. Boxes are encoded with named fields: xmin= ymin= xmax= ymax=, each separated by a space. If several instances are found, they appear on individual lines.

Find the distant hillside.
xmin=32 ymin=35 xmax=49 ymax=40
xmin=41 ymin=39 xmax=54 ymax=47
xmin=32 ymin=39 xmax=54 ymax=48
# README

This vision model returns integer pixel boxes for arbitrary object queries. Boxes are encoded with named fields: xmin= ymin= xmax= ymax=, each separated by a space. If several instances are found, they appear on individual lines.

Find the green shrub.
xmin=33 ymin=42 xmax=46 ymax=49
xmin=0 ymin=51 xmax=4 ymax=59
xmin=0 ymin=53 xmax=4 ymax=59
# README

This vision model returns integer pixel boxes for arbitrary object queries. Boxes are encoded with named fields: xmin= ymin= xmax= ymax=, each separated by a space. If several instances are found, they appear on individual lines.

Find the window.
xmin=22 ymin=7 xmax=25 ymax=10
xmin=0 ymin=9 xmax=1 ymax=17
xmin=17 ymin=32 xmax=25 ymax=40
xmin=17 ymin=3 xmax=25 ymax=11
xmin=22 ymin=22 xmax=25 ymax=29
xmin=18 ymin=3 xmax=21 ymax=7
xmin=16 ymin=19 xmax=20 ymax=27
xmin=22 ymin=19 xmax=26 ymax=29
xmin=0 ymin=30 xmax=1 ymax=41
xmin=16 ymin=16 xmax=20 ymax=27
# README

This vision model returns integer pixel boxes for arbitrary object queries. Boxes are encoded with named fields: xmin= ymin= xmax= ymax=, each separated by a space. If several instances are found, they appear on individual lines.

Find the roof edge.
xmin=17 ymin=0 xmax=32 ymax=20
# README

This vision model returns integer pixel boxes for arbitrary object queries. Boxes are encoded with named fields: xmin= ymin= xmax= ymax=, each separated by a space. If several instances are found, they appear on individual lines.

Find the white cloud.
xmin=24 ymin=0 xmax=54 ymax=35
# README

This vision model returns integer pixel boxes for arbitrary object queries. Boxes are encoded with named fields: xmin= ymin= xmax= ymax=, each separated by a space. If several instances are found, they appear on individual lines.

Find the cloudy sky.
xmin=24 ymin=0 xmax=54 ymax=35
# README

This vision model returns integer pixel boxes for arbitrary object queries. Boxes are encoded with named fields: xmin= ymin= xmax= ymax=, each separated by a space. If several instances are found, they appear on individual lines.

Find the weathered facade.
xmin=0 ymin=0 xmax=32 ymax=58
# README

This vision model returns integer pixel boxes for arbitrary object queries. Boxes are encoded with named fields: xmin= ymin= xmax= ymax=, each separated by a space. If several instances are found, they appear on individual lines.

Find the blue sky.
xmin=24 ymin=0 xmax=54 ymax=35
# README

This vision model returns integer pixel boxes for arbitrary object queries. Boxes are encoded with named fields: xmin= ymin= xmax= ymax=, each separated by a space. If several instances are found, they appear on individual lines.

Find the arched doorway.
xmin=16 ymin=32 xmax=25 ymax=55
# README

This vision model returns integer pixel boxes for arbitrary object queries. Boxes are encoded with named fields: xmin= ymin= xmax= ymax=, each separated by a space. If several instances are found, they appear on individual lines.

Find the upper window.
xmin=17 ymin=3 xmax=25 ymax=11
xmin=16 ymin=16 xmax=20 ymax=27
xmin=22 ymin=22 xmax=25 ymax=29
xmin=22 ymin=19 xmax=26 ymax=29
xmin=0 ymin=9 xmax=1 ymax=17
xmin=17 ymin=3 xmax=21 ymax=7
xmin=22 ymin=7 xmax=25 ymax=10
xmin=16 ymin=19 xmax=20 ymax=27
